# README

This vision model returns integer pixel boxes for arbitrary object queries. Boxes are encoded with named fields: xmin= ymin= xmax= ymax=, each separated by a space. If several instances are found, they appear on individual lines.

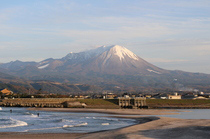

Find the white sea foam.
xmin=63 ymin=122 xmax=88 ymax=128
xmin=61 ymin=119 xmax=74 ymax=123
xmin=0 ymin=107 xmax=2 ymax=110
xmin=85 ymin=117 xmax=92 ymax=119
xmin=24 ymin=126 xmax=62 ymax=132
xmin=63 ymin=125 xmax=74 ymax=128
xmin=30 ymin=114 xmax=38 ymax=118
xmin=25 ymin=112 xmax=30 ymax=115
xmin=0 ymin=118 xmax=28 ymax=129
xmin=24 ymin=112 xmax=38 ymax=117
xmin=101 ymin=123 xmax=109 ymax=125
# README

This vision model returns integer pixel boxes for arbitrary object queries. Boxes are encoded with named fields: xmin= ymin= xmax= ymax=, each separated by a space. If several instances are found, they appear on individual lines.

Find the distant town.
xmin=1 ymin=88 xmax=210 ymax=109
xmin=1 ymin=88 xmax=210 ymax=100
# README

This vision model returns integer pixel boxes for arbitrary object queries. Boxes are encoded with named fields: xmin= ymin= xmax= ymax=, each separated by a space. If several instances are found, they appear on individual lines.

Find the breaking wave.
xmin=63 ymin=122 xmax=88 ymax=128
xmin=101 ymin=123 xmax=110 ymax=125
xmin=0 ymin=118 xmax=28 ymax=129
xmin=24 ymin=112 xmax=38 ymax=117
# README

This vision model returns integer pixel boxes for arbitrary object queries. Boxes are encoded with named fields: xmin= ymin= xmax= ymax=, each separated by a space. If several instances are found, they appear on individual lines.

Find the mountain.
xmin=20 ymin=45 xmax=167 ymax=75
xmin=1 ymin=45 xmax=210 ymax=92
xmin=0 ymin=45 xmax=167 ymax=75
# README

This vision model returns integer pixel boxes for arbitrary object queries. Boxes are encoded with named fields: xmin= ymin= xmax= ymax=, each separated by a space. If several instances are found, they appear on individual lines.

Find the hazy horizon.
xmin=1 ymin=0 xmax=210 ymax=74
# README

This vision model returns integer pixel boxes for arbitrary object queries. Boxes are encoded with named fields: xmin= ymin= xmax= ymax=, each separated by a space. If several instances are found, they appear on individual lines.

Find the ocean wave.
xmin=85 ymin=117 xmax=95 ymax=119
xmin=101 ymin=123 xmax=110 ymax=125
xmin=93 ymin=117 xmax=118 ymax=121
xmin=24 ymin=126 xmax=62 ymax=132
xmin=30 ymin=114 xmax=38 ymax=118
xmin=0 ymin=118 xmax=28 ymax=129
xmin=0 ymin=107 xmax=2 ymax=110
xmin=63 ymin=122 xmax=88 ymax=128
xmin=25 ymin=122 xmax=88 ymax=132
xmin=87 ymin=116 xmax=118 ymax=121
xmin=24 ymin=112 xmax=38 ymax=118
xmin=61 ymin=119 xmax=74 ymax=123
xmin=25 ymin=112 xmax=31 ymax=115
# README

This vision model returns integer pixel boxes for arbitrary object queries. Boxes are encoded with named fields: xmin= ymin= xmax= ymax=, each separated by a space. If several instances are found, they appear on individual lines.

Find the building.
xmin=168 ymin=92 xmax=181 ymax=99
xmin=103 ymin=93 xmax=117 ymax=99
xmin=0 ymin=88 xmax=13 ymax=96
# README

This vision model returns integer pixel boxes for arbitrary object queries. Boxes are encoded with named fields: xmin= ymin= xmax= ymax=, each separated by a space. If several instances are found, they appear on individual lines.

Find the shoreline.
xmin=1 ymin=108 xmax=210 ymax=139
xmin=27 ymin=107 xmax=181 ymax=115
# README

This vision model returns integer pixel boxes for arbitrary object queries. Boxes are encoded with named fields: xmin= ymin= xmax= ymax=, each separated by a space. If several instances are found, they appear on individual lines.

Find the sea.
xmin=157 ymin=109 xmax=210 ymax=119
xmin=0 ymin=107 xmax=136 ymax=133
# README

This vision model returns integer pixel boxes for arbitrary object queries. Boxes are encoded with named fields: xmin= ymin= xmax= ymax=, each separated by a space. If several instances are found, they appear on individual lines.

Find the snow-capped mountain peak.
xmin=108 ymin=45 xmax=139 ymax=61
xmin=63 ymin=45 xmax=139 ymax=62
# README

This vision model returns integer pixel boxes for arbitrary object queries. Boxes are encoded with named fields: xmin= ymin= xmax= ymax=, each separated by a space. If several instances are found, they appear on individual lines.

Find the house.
xmin=0 ymin=88 xmax=13 ymax=96
xmin=168 ymin=93 xmax=181 ymax=99
xmin=103 ymin=93 xmax=117 ymax=99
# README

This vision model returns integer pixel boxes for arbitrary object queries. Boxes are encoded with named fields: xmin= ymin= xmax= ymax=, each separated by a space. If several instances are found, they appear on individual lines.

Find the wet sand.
xmin=79 ymin=116 xmax=210 ymax=139
xmin=1 ymin=108 xmax=210 ymax=139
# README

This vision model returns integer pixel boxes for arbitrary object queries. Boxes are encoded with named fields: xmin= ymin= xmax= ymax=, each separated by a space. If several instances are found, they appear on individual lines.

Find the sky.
xmin=0 ymin=0 xmax=210 ymax=73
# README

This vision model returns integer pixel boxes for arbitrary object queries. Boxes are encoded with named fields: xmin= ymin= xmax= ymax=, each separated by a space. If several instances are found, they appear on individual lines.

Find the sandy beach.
xmin=1 ymin=108 xmax=210 ymax=139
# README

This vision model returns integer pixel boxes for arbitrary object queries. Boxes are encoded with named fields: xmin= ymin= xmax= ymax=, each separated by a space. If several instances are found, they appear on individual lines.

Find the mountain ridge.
xmin=1 ymin=45 xmax=166 ymax=75
xmin=1 ymin=45 xmax=210 ymax=93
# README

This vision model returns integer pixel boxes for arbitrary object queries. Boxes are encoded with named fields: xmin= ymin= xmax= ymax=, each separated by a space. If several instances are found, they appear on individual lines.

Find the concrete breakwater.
xmin=0 ymin=98 xmax=86 ymax=108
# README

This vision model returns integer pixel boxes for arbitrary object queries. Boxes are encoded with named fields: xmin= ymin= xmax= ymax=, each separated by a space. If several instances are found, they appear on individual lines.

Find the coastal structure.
xmin=134 ymin=97 xmax=147 ymax=108
xmin=0 ymin=98 xmax=77 ymax=108
xmin=119 ymin=97 xmax=147 ymax=108
xmin=103 ymin=93 xmax=117 ymax=99
xmin=119 ymin=97 xmax=131 ymax=107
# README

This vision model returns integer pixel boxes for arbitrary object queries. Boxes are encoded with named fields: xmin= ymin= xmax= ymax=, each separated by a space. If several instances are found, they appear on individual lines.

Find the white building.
xmin=168 ymin=93 xmax=181 ymax=99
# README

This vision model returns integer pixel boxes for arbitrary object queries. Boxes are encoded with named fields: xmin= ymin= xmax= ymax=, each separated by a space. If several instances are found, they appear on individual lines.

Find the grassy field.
xmin=146 ymin=99 xmax=210 ymax=108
